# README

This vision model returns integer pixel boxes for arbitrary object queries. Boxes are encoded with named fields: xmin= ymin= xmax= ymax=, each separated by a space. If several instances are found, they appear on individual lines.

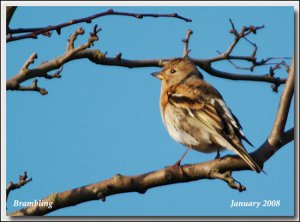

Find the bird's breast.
xmin=163 ymin=105 xmax=199 ymax=146
xmin=161 ymin=104 xmax=218 ymax=153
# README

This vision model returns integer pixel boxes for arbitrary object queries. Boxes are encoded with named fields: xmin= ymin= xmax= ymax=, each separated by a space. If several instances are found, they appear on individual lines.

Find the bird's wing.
xmin=167 ymin=82 xmax=253 ymax=147
xmin=167 ymin=82 xmax=262 ymax=173
xmin=213 ymin=98 xmax=254 ymax=147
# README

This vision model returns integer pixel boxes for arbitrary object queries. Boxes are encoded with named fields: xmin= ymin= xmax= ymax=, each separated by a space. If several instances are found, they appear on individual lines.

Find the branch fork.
xmin=7 ymin=25 xmax=103 ymax=95
xmin=209 ymin=169 xmax=246 ymax=192
xmin=21 ymin=53 xmax=38 ymax=71
xmin=6 ymin=171 xmax=32 ymax=202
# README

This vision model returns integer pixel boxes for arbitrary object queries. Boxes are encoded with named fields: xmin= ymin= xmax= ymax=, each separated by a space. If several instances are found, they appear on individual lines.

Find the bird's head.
xmin=151 ymin=58 xmax=203 ymax=86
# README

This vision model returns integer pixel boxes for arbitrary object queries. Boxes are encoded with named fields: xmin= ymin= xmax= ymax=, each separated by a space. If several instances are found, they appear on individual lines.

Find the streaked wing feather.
xmin=167 ymin=83 xmax=253 ymax=147
xmin=168 ymin=93 xmax=204 ymax=110
xmin=214 ymin=99 xmax=254 ymax=147
xmin=168 ymin=93 xmax=224 ymax=134
xmin=167 ymin=83 xmax=259 ymax=172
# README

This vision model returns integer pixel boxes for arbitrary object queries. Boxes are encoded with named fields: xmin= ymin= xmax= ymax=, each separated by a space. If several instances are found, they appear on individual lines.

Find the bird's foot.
xmin=172 ymin=160 xmax=182 ymax=168
xmin=172 ymin=147 xmax=192 ymax=168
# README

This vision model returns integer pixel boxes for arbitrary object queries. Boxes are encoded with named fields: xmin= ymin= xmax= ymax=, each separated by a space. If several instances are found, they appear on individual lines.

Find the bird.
xmin=152 ymin=58 xmax=263 ymax=173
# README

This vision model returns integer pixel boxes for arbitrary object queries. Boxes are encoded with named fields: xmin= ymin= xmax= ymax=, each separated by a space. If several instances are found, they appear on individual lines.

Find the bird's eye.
xmin=170 ymin=69 xmax=176 ymax=74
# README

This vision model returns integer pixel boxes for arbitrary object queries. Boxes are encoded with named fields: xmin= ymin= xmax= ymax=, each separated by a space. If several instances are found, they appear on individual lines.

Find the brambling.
xmin=152 ymin=58 xmax=262 ymax=173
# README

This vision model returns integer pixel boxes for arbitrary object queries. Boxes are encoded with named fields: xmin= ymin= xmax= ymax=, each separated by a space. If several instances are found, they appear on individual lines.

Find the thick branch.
xmin=8 ymin=126 xmax=293 ymax=216
xmin=7 ymin=9 xmax=191 ymax=42
xmin=268 ymin=58 xmax=295 ymax=147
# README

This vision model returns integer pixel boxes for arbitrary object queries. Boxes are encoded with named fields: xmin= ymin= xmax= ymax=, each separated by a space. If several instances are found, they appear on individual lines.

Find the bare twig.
xmin=209 ymin=170 xmax=246 ymax=192
xmin=17 ymin=79 xmax=48 ymax=95
xmin=210 ymin=19 xmax=266 ymax=66
xmin=45 ymin=66 xmax=64 ymax=79
xmin=180 ymin=19 xmax=289 ymax=90
xmin=182 ymin=29 xmax=193 ymax=57
xmin=6 ymin=171 xmax=32 ymax=202
xmin=190 ymin=58 xmax=287 ymax=84
xmin=67 ymin=27 xmax=85 ymax=51
xmin=220 ymin=54 xmax=290 ymax=73
xmin=21 ymin=52 xmax=38 ymax=70
xmin=222 ymin=19 xmax=264 ymax=58
xmin=7 ymin=9 xmax=191 ymax=42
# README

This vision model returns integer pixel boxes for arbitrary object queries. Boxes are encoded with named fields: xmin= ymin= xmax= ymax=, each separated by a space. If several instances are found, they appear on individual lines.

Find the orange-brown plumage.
xmin=153 ymin=58 xmax=262 ymax=173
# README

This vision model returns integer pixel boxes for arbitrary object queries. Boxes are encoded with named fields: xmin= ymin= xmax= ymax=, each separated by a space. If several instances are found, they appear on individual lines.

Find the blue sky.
xmin=5 ymin=6 xmax=294 ymax=216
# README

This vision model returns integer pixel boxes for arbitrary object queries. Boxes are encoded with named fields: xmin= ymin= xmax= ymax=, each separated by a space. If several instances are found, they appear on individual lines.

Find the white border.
xmin=1 ymin=1 xmax=7 ymax=221
xmin=1 ymin=1 xmax=299 ymax=221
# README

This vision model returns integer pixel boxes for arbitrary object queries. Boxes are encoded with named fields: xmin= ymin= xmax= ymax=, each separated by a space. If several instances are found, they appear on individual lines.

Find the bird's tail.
xmin=234 ymin=146 xmax=266 ymax=174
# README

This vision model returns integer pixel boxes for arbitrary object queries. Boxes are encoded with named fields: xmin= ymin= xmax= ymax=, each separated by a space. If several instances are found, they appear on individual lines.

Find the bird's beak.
xmin=151 ymin=71 xmax=163 ymax=80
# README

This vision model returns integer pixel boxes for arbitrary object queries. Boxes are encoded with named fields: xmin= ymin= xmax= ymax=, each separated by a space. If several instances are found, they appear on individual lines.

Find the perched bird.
xmin=152 ymin=58 xmax=262 ymax=173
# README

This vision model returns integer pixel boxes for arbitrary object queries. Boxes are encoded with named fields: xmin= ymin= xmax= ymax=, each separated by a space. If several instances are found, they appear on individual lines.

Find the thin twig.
xmin=212 ymin=19 xmax=264 ymax=61
xmin=17 ymin=79 xmax=48 ymax=95
xmin=7 ymin=9 xmax=191 ymax=42
xmin=6 ymin=171 xmax=32 ymax=202
xmin=21 ymin=53 xmax=37 ymax=70
xmin=182 ymin=29 xmax=193 ymax=57
xmin=209 ymin=170 xmax=246 ymax=192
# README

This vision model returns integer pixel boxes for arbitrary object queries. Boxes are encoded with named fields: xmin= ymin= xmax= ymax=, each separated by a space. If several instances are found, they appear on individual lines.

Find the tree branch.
xmin=6 ymin=6 xmax=17 ymax=32
xmin=6 ymin=171 xmax=32 ymax=202
xmin=7 ymin=19 xmax=290 ymax=95
xmin=8 ymin=128 xmax=294 ymax=216
xmin=207 ymin=18 xmax=264 ymax=62
xmin=6 ymin=9 xmax=191 ymax=42
xmin=6 ymin=26 xmax=100 ymax=94
xmin=190 ymin=19 xmax=290 ymax=90
xmin=8 ymin=64 xmax=294 ymax=215
xmin=192 ymin=60 xmax=287 ymax=85
xmin=266 ymin=58 xmax=295 ymax=149
xmin=182 ymin=29 xmax=193 ymax=57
